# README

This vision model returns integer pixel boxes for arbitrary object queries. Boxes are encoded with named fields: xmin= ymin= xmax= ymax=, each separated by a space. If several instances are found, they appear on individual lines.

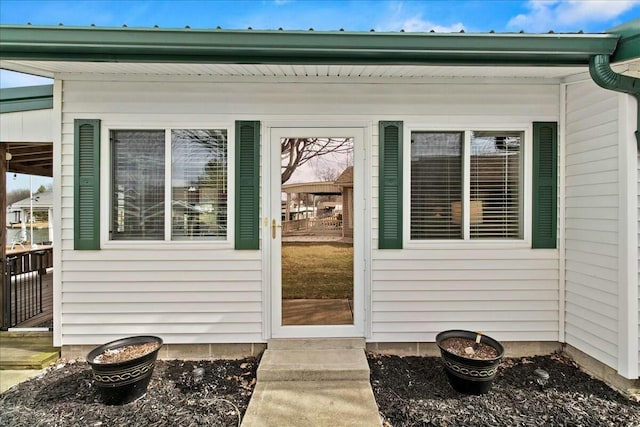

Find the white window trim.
xmin=403 ymin=121 xmax=533 ymax=249
xmin=100 ymin=123 xmax=235 ymax=249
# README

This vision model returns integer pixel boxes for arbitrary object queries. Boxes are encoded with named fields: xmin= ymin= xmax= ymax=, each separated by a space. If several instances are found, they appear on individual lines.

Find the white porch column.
xmin=48 ymin=207 xmax=54 ymax=243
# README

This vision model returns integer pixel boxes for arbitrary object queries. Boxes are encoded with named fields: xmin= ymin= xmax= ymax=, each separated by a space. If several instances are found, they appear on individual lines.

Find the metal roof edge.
xmin=0 ymin=24 xmax=619 ymax=67
xmin=0 ymin=84 xmax=54 ymax=113
xmin=607 ymin=18 xmax=640 ymax=62
xmin=0 ymin=23 xmax=619 ymax=35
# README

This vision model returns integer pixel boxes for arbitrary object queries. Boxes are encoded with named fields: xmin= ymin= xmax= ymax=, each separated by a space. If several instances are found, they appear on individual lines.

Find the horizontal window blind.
xmin=470 ymin=131 xmax=522 ymax=239
xmin=111 ymin=130 xmax=165 ymax=240
xmin=171 ymin=129 xmax=228 ymax=240
xmin=410 ymin=132 xmax=463 ymax=239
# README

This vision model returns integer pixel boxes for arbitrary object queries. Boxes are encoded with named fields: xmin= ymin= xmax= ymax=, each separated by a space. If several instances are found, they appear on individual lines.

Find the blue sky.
xmin=0 ymin=0 xmax=638 ymax=35
xmin=2 ymin=0 xmax=639 ymax=190
xmin=7 ymin=174 xmax=52 ymax=197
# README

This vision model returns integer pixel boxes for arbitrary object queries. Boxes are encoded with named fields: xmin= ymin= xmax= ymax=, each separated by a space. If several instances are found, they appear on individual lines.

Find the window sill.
xmin=401 ymin=239 xmax=536 ymax=251
xmin=101 ymin=240 xmax=235 ymax=251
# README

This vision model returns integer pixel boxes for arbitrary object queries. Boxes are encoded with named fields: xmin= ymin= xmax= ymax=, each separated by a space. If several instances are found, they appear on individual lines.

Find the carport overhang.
xmin=2 ymin=142 xmax=53 ymax=177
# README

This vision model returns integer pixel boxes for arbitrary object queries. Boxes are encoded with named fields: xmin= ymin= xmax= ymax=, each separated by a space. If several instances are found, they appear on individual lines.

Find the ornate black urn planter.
xmin=436 ymin=329 xmax=504 ymax=395
xmin=86 ymin=335 xmax=163 ymax=405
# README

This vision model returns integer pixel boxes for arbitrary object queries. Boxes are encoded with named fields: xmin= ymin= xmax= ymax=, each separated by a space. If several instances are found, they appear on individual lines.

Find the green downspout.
xmin=589 ymin=54 xmax=640 ymax=150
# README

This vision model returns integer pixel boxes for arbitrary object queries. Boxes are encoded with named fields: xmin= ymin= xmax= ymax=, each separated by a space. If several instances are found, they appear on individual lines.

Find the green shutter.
xmin=378 ymin=121 xmax=403 ymax=249
xmin=74 ymin=119 xmax=101 ymax=250
xmin=532 ymin=122 xmax=558 ymax=249
xmin=235 ymin=121 xmax=260 ymax=250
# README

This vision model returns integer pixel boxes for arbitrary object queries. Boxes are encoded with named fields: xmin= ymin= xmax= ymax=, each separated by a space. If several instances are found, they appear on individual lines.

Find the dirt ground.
xmin=2 ymin=352 xmax=639 ymax=426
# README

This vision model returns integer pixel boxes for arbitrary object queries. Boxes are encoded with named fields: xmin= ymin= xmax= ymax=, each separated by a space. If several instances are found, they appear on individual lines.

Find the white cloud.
xmin=508 ymin=0 xmax=640 ymax=32
xmin=0 ymin=70 xmax=52 ymax=88
xmin=372 ymin=1 xmax=466 ymax=32
xmin=400 ymin=16 xmax=465 ymax=33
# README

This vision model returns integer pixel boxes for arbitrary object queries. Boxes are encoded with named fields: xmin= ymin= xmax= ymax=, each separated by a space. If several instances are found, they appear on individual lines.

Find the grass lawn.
xmin=281 ymin=242 xmax=353 ymax=299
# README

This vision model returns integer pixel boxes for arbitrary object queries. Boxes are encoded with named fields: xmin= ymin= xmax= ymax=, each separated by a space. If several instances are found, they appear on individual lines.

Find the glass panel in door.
xmin=279 ymin=136 xmax=354 ymax=326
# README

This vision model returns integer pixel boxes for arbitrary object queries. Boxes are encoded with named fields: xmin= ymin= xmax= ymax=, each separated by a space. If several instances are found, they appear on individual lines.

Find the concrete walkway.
xmin=0 ymin=331 xmax=58 ymax=369
xmin=0 ymin=331 xmax=58 ymax=392
xmin=242 ymin=339 xmax=382 ymax=427
xmin=282 ymin=299 xmax=353 ymax=325
xmin=1 ymin=368 xmax=45 ymax=393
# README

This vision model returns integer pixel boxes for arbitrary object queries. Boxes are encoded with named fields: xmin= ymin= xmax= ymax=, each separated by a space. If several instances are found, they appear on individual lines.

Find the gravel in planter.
xmin=0 ymin=357 xmax=259 ymax=427
xmin=368 ymin=352 xmax=640 ymax=427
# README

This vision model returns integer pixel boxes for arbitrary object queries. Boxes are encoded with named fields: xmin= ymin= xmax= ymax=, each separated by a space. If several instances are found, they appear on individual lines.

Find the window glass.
xmin=171 ymin=129 xmax=228 ymax=240
xmin=410 ymin=132 xmax=463 ymax=239
xmin=470 ymin=131 xmax=522 ymax=239
xmin=409 ymin=130 xmax=524 ymax=242
xmin=111 ymin=130 xmax=165 ymax=240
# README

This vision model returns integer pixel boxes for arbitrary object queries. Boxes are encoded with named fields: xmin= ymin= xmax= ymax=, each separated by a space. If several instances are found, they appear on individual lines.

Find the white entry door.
xmin=268 ymin=127 xmax=366 ymax=338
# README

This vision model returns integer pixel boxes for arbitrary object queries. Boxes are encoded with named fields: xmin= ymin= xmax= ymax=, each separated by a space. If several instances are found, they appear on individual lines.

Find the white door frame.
xmin=266 ymin=126 xmax=366 ymax=338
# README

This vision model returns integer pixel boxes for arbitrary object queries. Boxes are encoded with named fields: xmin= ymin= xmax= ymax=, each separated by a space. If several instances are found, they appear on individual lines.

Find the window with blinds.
xmin=111 ymin=130 xmax=165 ymax=240
xmin=110 ymin=128 xmax=229 ymax=242
xmin=171 ymin=129 xmax=228 ymax=240
xmin=410 ymin=132 xmax=463 ymax=239
xmin=470 ymin=131 xmax=522 ymax=239
xmin=409 ymin=129 xmax=524 ymax=242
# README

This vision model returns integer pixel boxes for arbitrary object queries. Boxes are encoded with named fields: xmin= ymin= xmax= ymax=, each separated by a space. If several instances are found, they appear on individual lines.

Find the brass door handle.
xmin=272 ymin=219 xmax=281 ymax=239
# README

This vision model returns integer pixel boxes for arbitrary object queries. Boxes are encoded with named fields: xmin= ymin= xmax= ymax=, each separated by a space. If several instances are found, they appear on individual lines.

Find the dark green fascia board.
xmin=607 ymin=18 xmax=640 ymax=62
xmin=0 ymin=25 xmax=618 ymax=66
xmin=0 ymin=84 xmax=53 ymax=113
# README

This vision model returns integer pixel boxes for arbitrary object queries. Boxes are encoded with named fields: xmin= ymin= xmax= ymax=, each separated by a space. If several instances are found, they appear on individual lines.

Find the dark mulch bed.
xmin=0 ymin=357 xmax=259 ymax=427
xmin=3 ymin=352 xmax=639 ymax=426
xmin=368 ymin=352 xmax=640 ymax=427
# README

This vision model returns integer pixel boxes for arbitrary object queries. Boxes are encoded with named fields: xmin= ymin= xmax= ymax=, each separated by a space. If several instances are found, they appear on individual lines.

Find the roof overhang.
xmin=607 ymin=18 xmax=640 ymax=63
xmin=3 ymin=143 xmax=53 ymax=177
xmin=282 ymin=181 xmax=342 ymax=195
xmin=0 ymin=84 xmax=53 ymax=113
xmin=0 ymin=25 xmax=620 ymax=68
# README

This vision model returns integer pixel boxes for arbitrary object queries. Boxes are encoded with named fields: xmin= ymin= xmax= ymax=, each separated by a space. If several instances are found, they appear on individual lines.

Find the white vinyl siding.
xmin=59 ymin=77 xmax=560 ymax=345
xmin=638 ymin=135 xmax=640 ymax=375
xmin=59 ymin=251 xmax=262 ymax=343
xmin=564 ymin=81 xmax=619 ymax=369
xmin=0 ymin=109 xmax=52 ymax=142
xmin=370 ymin=249 xmax=559 ymax=341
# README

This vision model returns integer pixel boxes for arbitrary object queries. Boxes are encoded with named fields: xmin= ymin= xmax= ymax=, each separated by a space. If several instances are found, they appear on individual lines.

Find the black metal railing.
xmin=3 ymin=248 xmax=52 ymax=329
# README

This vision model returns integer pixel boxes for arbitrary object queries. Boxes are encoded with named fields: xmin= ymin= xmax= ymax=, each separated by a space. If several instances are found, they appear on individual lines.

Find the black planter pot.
xmin=86 ymin=335 xmax=163 ymax=405
xmin=436 ymin=329 xmax=504 ymax=395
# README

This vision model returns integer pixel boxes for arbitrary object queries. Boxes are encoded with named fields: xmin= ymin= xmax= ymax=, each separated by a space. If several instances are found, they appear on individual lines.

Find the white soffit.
xmin=0 ymin=60 xmax=590 ymax=80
